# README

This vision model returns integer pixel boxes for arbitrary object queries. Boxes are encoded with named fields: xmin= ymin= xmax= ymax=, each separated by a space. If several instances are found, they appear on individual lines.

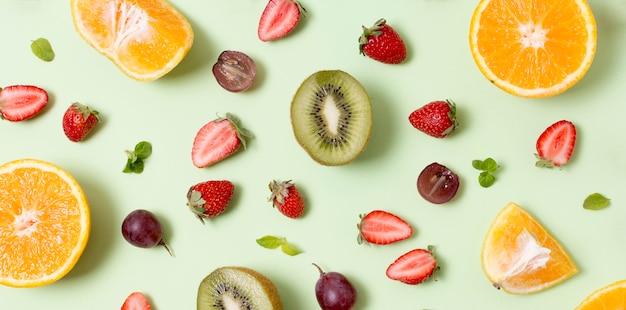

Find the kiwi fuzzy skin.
xmin=197 ymin=266 xmax=283 ymax=310
xmin=290 ymin=70 xmax=373 ymax=166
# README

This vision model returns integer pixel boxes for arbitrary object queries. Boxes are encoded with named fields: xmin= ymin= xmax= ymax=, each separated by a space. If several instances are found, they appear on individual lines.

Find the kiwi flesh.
xmin=291 ymin=70 xmax=373 ymax=166
xmin=197 ymin=266 xmax=283 ymax=310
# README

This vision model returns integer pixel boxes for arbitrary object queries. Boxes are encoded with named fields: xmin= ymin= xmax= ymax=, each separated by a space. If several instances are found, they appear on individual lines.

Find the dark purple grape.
xmin=121 ymin=209 xmax=172 ymax=255
xmin=313 ymin=263 xmax=357 ymax=310
xmin=212 ymin=50 xmax=257 ymax=92
xmin=417 ymin=162 xmax=460 ymax=204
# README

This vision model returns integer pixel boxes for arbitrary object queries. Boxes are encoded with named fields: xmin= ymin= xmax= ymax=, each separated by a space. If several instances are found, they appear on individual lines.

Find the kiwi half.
xmin=197 ymin=266 xmax=283 ymax=310
xmin=291 ymin=70 xmax=373 ymax=166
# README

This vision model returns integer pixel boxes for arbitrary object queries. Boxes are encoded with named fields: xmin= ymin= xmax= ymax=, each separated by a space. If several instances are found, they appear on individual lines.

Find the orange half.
xmin=71 ymin=0 xmax=194 ymax=81
xmin=575 ymin=279 xmax=626 ymax=309
xmin=469 ymin=0 xmax=597 ymax=98
xmin=481 ymin=202 xmax=577 ymax=294
xmin=0 ymin=159 xmax=90 ymax=287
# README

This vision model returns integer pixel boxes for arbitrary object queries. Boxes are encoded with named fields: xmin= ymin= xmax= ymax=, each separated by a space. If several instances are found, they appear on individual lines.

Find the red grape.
xmin=212 ymin=50 xmax=257 ymax=92
xmin=121 ymin=209 xmax=172 ymax=256
xmin=313 ymin=263 xmax=357 ymax=310
xmin=417 ymin=162 xmax=460 ymax=204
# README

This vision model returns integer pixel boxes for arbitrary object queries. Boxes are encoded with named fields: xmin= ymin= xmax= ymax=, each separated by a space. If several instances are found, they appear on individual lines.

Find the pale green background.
xmin=1 ymin=0 xmax=626 ymax=309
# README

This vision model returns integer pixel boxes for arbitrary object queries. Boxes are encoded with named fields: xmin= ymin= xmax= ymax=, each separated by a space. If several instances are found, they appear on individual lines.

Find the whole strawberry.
xmin=409 ymin=99 xmax=458 ymax=138
xmin=268 ymin=180 xmax=304 ymax=218
xmin=359 ymin=18 xmax=407 ymax=64
xmin=186 ymin=180 xmax=234 ymax=223
xmin=62 ymin=102 xmax=100 ymax=142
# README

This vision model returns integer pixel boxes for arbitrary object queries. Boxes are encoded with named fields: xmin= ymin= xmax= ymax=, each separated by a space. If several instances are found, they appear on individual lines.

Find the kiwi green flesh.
xmin=197 ymin=266 xmax=283 ymax=310
xmin=291 ymin=70 xmax=373 ymax=166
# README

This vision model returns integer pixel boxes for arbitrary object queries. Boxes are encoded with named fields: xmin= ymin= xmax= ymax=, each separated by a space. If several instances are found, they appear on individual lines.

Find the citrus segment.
xmin=0 ymin=159 xmax=90 ymax=288
xmin=469 ymin=0 xmax=596 ymax=98
xmin=71 ymin=0 xmax=194 ymax=82
xmin=481 ymin=202 xmax=577 ymax=294
xmin=575 ymin=279 xmax=626 ymax=309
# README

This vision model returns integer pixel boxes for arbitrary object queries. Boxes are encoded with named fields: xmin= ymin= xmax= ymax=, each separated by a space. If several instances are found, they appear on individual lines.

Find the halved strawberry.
xmin=121 ymin=292 xmax=151 ymax=310
xmin=535 ymin=120 xmax=576 ymax=168
xmin=258 ymin=0 xmax=305 ymax=42
xmin=386 ymin=248 xmax=438 ymax=285
xmin=191 ymin=113 xmax=253 ymax=168
xmin=357 ymin=210 xmax=412 ymax=245
xmin=0 ymin=85 xmax=48 ymax=122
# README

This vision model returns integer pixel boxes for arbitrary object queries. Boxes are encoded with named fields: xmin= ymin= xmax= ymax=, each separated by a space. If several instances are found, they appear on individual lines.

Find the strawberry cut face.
xmin=258 ymin=0 xmax=304 ymax=42
xmin=191 ymin=113 xmax=253 ymax=168
xmin=0 ymin=85 xmax=48 ymax=122
xmin=386 ymin=248 xmax=438 ymax=285
xmin=535 ymin=120 xmax=576 ymax=168
xmin=357 ymin=210 xmax=412 ymax=245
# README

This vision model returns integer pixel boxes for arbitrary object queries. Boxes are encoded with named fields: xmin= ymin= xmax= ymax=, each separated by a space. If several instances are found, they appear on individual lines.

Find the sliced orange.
xmin=71 ymin=0 xmax=194 ymax=82
xmin=481 ymin=202 xmax=577 ymax=294
xmin=575 ymin=279 xmax=626 ymax=309
xmin=0 ymin=159 xmax=90 ymax=288
xmin=469 ymin=0 xmax=597 ymax=98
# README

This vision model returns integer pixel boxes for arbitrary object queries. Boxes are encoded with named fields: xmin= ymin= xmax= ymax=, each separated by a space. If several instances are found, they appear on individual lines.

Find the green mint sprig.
xmin=256 ymin=235 xmax=301 ymax=256
xmin=123 ymin=141 xmax=152 ymax=174
xmin=583 ymin=193 xmax=610 ymax=210
xmin=31 ymin=38 xmax=55 ymax=62
xmin=472 ymin=157 xmax=499 ymax=188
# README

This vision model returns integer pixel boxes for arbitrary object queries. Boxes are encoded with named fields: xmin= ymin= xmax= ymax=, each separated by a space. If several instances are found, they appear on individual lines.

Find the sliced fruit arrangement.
xmin=408 ymin=99 xmax=458 ymax=138
xmin=258 ymin=0 xmax=305 ymax=42
xmin=268 ymin=180 xmax=304 ymax=218
xmin=357 ymin=210 xmax=412 ymax=245
xmin=121 ymin=209 xmax=172 ymax=256
xmin=469 ymin=0 xmax=597 ymax=98
xmin=291 ymin=70 xmax=373 ymax=166
xmin=212 ymin=50 xmax=257 ymax=92
xmin=575 ymin=279 xmax=626 ymax=309
xmin=70 ymin=0 xmax=194 ymax=81
xmin=535 ymin=120 xmax=577 ymax=168
xmin=191 ymin=113 xmax=254 ymax=168
xmin=197 ymin=266 xmax=283 ymax=310
xmin=417 ymin=162 xmax=460 ymax=204
xmin=121 ymin=292 xmax=152 ymax=310
xmin=186 ymin=180 xmax=235 ymax=223
xmin=359 ymin=18 xmax=407 ymax=64
xmin=313 ymin=263 xmax=357 ymax=310
xmin=0 ymin=85 xmax=48 ymax=122
xmin=0 ymin=159 xmax=90 ymax=287
xmin=386 ymin=247 xmax=438 ymax=285
xmin=62 ymin=102 xmax=100 ymax=142
xmin=481 ymin=202 xmax=577 ymax=294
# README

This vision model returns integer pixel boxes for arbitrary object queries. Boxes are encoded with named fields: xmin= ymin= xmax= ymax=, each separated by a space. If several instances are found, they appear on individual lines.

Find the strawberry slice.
xmin=0 ymin=85 xmax=48 ymax=122
xmin=121 ymin=292 xmax=151 ymax=310
xmin=191 ymin=113 xmax=253 ymax=168
xmin=258 ymin=0 xmax=305 ymax=42
xmin=386 ymin=248 xmax=438 ymax=285
xmin=357 ymin=210 xmax=412 ymax=245
xmin=535 ymin=120 xmax=576 ymax=168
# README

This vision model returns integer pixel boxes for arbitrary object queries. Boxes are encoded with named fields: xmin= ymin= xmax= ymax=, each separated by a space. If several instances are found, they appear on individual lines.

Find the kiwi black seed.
xmin=197 ymin=266 xmax=283 ymax=310
xmin=291 ymin=70 xmax=373 ymax=166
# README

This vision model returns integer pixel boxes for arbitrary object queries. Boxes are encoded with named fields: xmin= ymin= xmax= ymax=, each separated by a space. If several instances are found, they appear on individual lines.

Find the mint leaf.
xmin=281 ymin=242 xmax=301 ymax=256
xmin=583 ymin=193 xmax=610 ymax=210
xmin=31 ymin=38 xmax=54 ymax=62
xmin=471 ymin=159 xmax=484 ymax=170
xmin=482 ymin=158 xmax=498 ymax=172
xmin=123 ymin=141 xmax=152 ymax=173
xmin=256 ymin=235 xmax=301 ymax=256
xmin=256 ymin=236 xmax=283 ymax=249
xmin=472 ymin=158 xmax=499 ymax=188
xmin=478 ymin=171 xmax=495 ymax=187
xmin=134 ymin=141 xmax=152 ymax=159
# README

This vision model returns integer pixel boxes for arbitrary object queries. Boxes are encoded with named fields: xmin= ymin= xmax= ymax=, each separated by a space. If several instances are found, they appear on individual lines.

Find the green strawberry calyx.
xmin=358 ymin=18 xmax=387 ymax=55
